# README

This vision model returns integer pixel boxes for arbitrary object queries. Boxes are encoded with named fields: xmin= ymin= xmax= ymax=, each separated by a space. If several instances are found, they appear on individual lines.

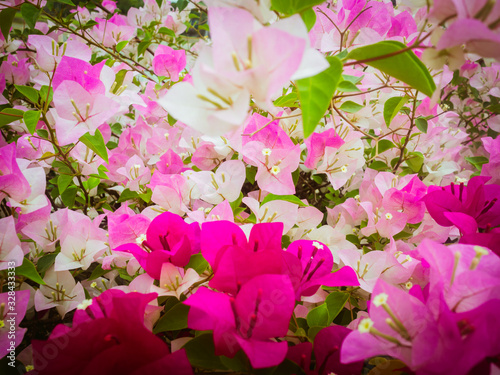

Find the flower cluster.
xmin=0 ymin=0 xmax=499 ymax=373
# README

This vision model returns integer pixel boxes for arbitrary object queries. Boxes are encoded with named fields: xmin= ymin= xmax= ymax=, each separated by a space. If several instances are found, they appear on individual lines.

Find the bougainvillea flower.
xmin=417 ymin=239 xmax=500 ymax=313
xmin=32 ymin=290 xmax=193 ymax=375
xmin=0 ymin=143 xmax=31 ymax=202
xmin=314 ymin=326 xmax=363 ymax=375
xmin=184 ymin=274 xmax=295 ymax=368
xmin=0 ymin=290 xmax=30 ymax=356
xmin=0 ymin=216 xmax=24 ymax=271
xmin=152 ymin=45 xmax=186 ymax=81
xmin=114 ymin=211 xmax=200 ymax=279
xmin=201 ymin=220 xmax=283 ymax=268
xmin=423 ymin=176 xmax=500 ymax=229
xmin=460 ymin=228 xmax=500 ymax=256
xmin=286 ymin=240 xmax=359 ymax=300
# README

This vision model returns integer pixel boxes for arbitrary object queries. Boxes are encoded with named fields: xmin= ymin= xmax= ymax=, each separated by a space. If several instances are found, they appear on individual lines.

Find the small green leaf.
xmin=246 ymin=166 xmax=257 ymax=185
xmin=23 ymin=110 xmax=40 ymax=134
xmin=55 ymin=0 xmax=75 ymax=5
xmin=40 ymin=85 xmax=54 ymax=106
xmin=117 ymin=188 xmax=140 ymax=203
xmin=406 ymin=151 xmax=424 ymax=172
xmin=337 ymin=80 xmax=360 ymax=92
xmin=61 ymin=185 xmax=78 ymax=207
xmin=272 ymin=0 xmax=324 ymax=14
xmin=158 ymin=27 xmax=176 ymax=37
xmin=307 ymin=303 xmax=329 ymax=327
xmin=37 ymin=253 xmax=57 ymax=274
xmin=274 ymin=92 xmax=299 ymax=108
xmin=20 ymin=3 xmax=41 ymax=30
xmin=261 ymin=194 xmax=307 ymax=207
xmin=369 ymin=160 xmax=389 ymax=171
xmin=0 ymin=108 xmax=24 ymax=127
xmin=154 ymin=303 xmax=189 ymax=332
xmin=88 ymin=263 xmax=110 ymax=280
xmin=186 ymin=253 xmax=208 ymax=274
xmin=325 ymin=292 xmax=349 ymax=324
xmin=176 ymin=0 xmax=188 ymax=11
xmin=115 ymin=40 xmax=129 ymax=52
xmin=182 ymin=333 xmax=227 ymax=370
xmin=0 ymin=8 xmax=16 ymax=40
xmin=111 ymin=69 xmax=128 ymax=94
xmin=57 ymin=174 xmax=73 ymax=195
xmin=372 ymin=139 xmax=395 ymax=157
xmin=297 ymin=56 xmax=343 ymax=138
xmin=465 ymin=156 xmax=489 ymax=170
xmin=16 ymin=258 xmax=46 ymax=285
xmin=384 ymin=96 xmax=409 ymax=127
xmin=415 ymin=117 xmax=428 ymax=133
xmin=15 ymin=85 xmax=39 ymax=103
xmin=339 ymin=100 xmax=364 ymax=113
xmin=138 ymin=40 xmax=152 ymax=56
xmin=80 ymin=129 xmax=109 ymax=163
xmin=301 ymin=8 xmax=317 ymax=31
xmin=347 ymin=41 xmax=436 ymax=97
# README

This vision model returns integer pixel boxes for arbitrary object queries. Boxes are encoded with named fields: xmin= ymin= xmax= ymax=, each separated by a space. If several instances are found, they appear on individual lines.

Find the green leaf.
xmin=325 ymin=292 xmax=349 ymax=324
xmin=465 ymin=156 xmax=489 ymax=170
xmin=115 ymin=40 xmax=129 ymax=52
xmin=37 ymin=253 xmax=57 ymax=274
xmin=415 ymin=117 xmax=428 ymax=133
xmin=0 ymin=108 xmax=24 ymax=127
xmin=272 ymin=0 xmax=324 ymax=14
xmin=154 ymin=303 xmax=189 ymax=332
xmin=307 ymin=326 xmax=324 ymax=341
xmin=158 ymin=27 xmax=176 ymax=37
xmin=40 ymin=85 xmax=54 ymax=106
xmin=246 ymin=166 xmax=257 ymax=185
xmin=176 ymin=0 xmax=188 ymax=11
xmin=297 ymin=56 xmax=343 ymax=138
xmin=61 ymin=185 xmax=78 ymax=207
xmin=57 ymin=174 xmax=73 ymax=195
xmin=186 ymin=253 xmax=208 ymax=274
xmin=117 ymin=188 xmax=139 ymax=203
xmin=88 ymin=264 xmax=109 ymax=280
xmin=15 ymin=85 xmax=39 ymax=103
xmin=20 ymin=3 xmax=41 ymax=30
xmin=23 ymin=110 xmax=40 ymax=135
xmin=0 ymin=8 xmax=16 ymax=40
xmin=347 ymin=41 xmax=436 ymax=97
xmin=111 ymin=69 xmax=127 ymax=94
xmin=138 ymin=40 xmax=152 ymax=56
xmin=261 ymin=194 xmax=307 ymax=207
xmin=307 ymin=303 xmax=329 ymax=327
xmin=339 ymin=100 xmax=364 ymax=113
xmin=383 ymin=96 xmax=409 ymax=127
xmin=80 ymin=129 xmax=109 ymax=163
xmin=55 ymin=0 xmax=75 ymax=5
xmin=229 ymin=192 xmax=243 ymax=212
xmin=16 ymin=258 xmax=46 ymax=285
xmin=368 ymin=160 xmax=389 ymax=171
xmin=183 ymin=334 xmax=227 ymax=370
xmin=406 ymin=151 xmax=424 ymax=172
xmin=301 ymin=8 xmax=317 ymax=31
xmin=337 ymin=80 xmax=360 ymax=92
xmin=372 ymin=139 xmax=395 ymax=157
xmin=274 ymin=92 xmax=299 ymax=108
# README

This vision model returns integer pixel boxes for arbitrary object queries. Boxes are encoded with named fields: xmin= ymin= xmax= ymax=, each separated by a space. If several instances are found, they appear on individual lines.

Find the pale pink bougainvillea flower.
xmin=152 ymin=45 xmax=186 ymax=81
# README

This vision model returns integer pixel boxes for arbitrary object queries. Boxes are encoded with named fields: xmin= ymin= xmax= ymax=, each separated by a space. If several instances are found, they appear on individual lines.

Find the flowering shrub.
xmin=0 ymin=0 xmax=500 ymax=373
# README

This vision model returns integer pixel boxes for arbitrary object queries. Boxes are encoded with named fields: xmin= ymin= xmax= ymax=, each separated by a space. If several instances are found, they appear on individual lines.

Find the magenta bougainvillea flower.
xmin=184 ymin=274 xmax=295 ymax=369
xmin=0 ymin=290 xmax=30 ymax=356
xmin=31 ymin=290 xmax=193 ymax=375
xmin=423 ymin=176 xmax=500 ymax=230
xmin=286 ymin=240 xmax=359 ymax=299
xmin=114 ymin=211 xmax=200 ymax=279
